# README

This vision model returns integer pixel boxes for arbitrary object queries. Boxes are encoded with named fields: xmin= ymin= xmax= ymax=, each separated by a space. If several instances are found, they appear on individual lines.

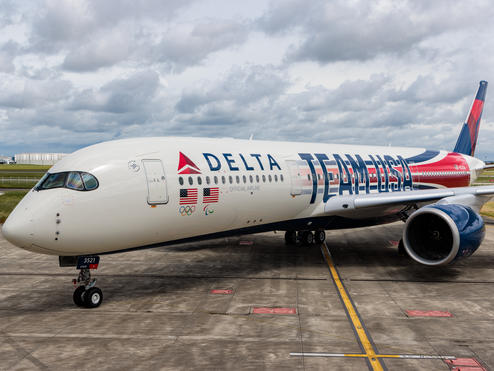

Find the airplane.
xmin=2 ymin=80 xmax=492 ymax=308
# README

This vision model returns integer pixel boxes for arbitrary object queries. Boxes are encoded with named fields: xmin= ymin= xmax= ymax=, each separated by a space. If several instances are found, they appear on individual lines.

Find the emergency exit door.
xmin=142 ymin=159 xmax=169 ymax=204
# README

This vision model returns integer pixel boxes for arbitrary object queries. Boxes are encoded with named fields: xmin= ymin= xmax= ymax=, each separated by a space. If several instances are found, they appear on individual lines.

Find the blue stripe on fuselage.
xmin=405 ymin=150 xmax=440 ymax=164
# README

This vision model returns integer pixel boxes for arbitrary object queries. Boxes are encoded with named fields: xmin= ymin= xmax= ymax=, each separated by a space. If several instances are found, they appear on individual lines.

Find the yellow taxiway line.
xmin=320 ymin=243 xmax=384 ymax=371
xmin=290 ymin=243 xmax=457 ymax=367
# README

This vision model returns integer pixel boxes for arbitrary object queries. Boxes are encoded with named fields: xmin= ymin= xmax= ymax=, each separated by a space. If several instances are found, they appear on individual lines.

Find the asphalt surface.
xmin=1 ymin=223 xmax=493 ymax=370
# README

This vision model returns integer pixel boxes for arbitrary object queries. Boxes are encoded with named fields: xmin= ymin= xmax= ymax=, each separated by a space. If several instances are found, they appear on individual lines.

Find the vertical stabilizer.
xmin=454 ymin=80 xmax=488 ymax=156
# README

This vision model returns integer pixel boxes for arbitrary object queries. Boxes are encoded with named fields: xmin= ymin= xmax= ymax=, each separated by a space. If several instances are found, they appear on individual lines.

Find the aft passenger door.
xmin=286 ymin=160 xmax=303 ymax=196
xmin=142 ymin=159 xmax=169 ymax=204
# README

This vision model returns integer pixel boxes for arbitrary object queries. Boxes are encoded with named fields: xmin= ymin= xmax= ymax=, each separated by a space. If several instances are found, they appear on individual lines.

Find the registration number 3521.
xmin=76 ymin=256 xmax=100 ymax=270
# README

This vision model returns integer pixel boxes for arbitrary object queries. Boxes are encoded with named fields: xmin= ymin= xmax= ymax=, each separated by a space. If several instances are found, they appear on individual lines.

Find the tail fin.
xmin=453 ymin=80 xmax=488 ymax=156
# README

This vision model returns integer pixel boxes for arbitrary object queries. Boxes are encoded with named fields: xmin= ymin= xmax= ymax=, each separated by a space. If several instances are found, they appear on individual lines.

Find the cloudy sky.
xmin=1 ymin=0 xmax=494 ymax=159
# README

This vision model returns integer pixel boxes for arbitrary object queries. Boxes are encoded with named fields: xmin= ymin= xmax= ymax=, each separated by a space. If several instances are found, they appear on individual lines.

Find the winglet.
xmin=454 ymin=80 xmax=488 ymax=156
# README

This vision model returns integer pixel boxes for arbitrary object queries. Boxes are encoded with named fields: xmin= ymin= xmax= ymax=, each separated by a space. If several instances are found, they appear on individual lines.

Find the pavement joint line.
xmin=320 ymin=243 xmax=385 ymax=371
xmin=348 ymin=278 xmax=494 ymax=284
xmin=289 ymin=353 xmax=456 ymax=360
xmin=294 ymin=272 xmax=306 ymax=370
xmin=0 ymin=272 xmax=327 ymax=281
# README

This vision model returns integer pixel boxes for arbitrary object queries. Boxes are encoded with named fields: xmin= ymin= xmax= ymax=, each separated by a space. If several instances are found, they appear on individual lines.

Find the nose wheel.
xmin=72 ymin=256 xmax=103 ymax=308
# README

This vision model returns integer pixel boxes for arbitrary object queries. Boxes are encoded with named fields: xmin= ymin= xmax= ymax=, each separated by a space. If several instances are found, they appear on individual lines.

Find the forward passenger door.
xmin=142 ymin=159 xmax=169 ymax=204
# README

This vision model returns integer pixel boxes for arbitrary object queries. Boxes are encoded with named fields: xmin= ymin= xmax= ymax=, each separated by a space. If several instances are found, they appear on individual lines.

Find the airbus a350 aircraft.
xmin=2 ymin=81 xmax=492 ymax=308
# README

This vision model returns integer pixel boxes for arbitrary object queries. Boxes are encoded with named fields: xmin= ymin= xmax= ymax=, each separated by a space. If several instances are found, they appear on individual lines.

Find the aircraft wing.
xmin=324 ymin=185 xmax=494 ymax=214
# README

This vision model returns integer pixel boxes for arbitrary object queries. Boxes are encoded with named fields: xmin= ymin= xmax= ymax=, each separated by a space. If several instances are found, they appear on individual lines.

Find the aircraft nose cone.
xmin=2 ymin=215 xmax=32 ymax=249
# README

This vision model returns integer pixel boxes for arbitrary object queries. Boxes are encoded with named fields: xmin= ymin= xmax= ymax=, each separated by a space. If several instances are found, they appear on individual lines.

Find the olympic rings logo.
xmin=179 ymin=205 xmax=195 ymax=216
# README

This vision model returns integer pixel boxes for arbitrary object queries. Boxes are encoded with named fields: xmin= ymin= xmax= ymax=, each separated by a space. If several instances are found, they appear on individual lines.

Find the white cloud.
xmin=0 ymin=0 xmax=493 ymax=160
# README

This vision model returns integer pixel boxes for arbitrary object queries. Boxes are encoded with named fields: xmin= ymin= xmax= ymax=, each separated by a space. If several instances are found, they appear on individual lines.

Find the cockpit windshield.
xmin=35 ymin=171 xmax=99 ymax=191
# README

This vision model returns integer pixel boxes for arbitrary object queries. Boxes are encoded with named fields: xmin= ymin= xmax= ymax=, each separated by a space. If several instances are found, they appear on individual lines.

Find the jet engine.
xmin=403 ymin=204 xmax=485 ymax=266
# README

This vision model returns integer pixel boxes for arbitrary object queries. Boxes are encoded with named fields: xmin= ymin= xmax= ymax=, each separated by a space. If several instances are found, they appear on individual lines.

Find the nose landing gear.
xmin=72 ymin=256 xmax=103 ymax=308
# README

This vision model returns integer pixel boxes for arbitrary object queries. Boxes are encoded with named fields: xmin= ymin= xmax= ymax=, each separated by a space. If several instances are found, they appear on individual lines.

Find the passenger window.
xmin=262 ymin=175 xmax=266 ymax=182
xmin=268 ymin=174 xmax=272 ymax=182
xmin=40 ymin=172 xmax=67 ymax=189
xmin=249 ymin=175 xmax=253 ymax=183
xmin=243 ymin=175 xmax=247 ymax=183
xmin=229 ymin=176 xmax=233 ymax=184
xmin=214 ymin=176 xmax=218 ymax=184
xmin=66 ymin=172 xmax=84 ymax=190
xmin=274 ymin=174 xmax=278 ymax=182
xmin=236 ymin=175 xmax=240 ymax=184
xmin=256 ymin=175 xmax=260 ymax=183
xmin=179 ymin=177 xmax=184 ymax=186
xmin=206 ymin=176 xmax=210 ymax=185
xmin=222 ymin=176 xmax=226 ymax=184
xmin=81 ymin=173 xmax=98 ymax=190
xmin=280 ymin=174 xmax=284 ymax=182
xmin=198 ymin=177 xmax=202 ymax=185
xmin=188 ymin=177 xmax=193 ymax=185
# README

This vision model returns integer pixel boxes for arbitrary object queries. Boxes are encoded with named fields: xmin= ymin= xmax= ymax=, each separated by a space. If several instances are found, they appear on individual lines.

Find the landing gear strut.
xmin=285 ymin=230 xmax=297 ymax=245
xmin=72 ymin=256 xmax=103 ymax=308
xmin=397 ymin=239 xmax=407 ymax=256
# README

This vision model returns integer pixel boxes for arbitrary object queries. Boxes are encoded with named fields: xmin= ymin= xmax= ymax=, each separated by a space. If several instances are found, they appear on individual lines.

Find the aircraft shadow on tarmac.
xmin=3 ymin=223 xmax=493 ymax=311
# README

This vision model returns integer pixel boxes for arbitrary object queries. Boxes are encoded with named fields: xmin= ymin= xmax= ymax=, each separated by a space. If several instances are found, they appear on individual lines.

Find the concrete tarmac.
xmin=1 ymin=222 xmax=493 ymax=370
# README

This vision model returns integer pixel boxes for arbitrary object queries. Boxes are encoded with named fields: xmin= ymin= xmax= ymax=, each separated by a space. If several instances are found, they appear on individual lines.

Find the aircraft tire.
xmin=73 ymin=286 xmax=86 ymax=307
xmin=285 ymin=230 xmax=297 ymax=245
xmin=301 ymin=231 xmax=314 ymax=246
xmin=83 ymin=287 xmax=103 ymax=308
xmin=314 ymin=230 xmax=326 ymax=244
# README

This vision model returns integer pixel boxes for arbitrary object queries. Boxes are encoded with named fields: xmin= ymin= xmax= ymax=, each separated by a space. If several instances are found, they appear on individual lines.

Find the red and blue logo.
xmin=178 ymin=152 xmax=201 ymax=174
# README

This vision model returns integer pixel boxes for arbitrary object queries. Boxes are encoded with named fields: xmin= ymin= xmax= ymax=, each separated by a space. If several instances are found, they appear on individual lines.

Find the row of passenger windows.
xmin=179 ymin=174 xmax=284 ymax=186
xmin=421 ymin=171 xmax=468 ymax=176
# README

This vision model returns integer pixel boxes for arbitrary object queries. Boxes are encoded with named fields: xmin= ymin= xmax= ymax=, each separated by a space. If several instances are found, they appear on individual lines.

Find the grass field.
xmin=481 ymin=201 xmax=494 ymax=218
xmin=0 ymin=164 xmax=51 ymax=171
xmin=475 ymin=173 xmax=494 ymax=183
xmin=0 ymin=191 xmax=29 ymax=224
xmin=0 ymin=164 xmax=49 ymax=189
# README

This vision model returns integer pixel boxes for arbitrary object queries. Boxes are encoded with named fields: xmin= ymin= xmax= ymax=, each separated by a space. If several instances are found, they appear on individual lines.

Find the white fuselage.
xmin=2 ymin=137 xmax=483 ymax=256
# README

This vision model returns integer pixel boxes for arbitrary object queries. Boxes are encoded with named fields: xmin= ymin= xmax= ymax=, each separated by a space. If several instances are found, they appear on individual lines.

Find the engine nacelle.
xmin=403 ymin=204 xmax=485 ymax=266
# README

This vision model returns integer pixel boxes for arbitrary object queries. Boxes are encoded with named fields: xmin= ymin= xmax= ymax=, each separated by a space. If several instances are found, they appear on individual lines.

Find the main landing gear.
xmin=285 ymin=230 xmax=326 ymax=246
xmin=72 ymin=256 xmax=103 ymax=308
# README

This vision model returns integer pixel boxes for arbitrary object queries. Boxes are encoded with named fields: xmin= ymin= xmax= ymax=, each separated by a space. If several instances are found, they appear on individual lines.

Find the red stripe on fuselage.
xmin=412 ymin=152 xmax=470 ymax=188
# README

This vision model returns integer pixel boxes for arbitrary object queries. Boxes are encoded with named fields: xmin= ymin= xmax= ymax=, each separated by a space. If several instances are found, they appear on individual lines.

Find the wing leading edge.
xmin=323 ymin=185 xmax=494 ymax=214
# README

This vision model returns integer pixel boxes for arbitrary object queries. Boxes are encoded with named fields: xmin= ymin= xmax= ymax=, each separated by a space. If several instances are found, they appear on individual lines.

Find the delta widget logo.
xmin=178 ymin=152 xmax=201 ymax=174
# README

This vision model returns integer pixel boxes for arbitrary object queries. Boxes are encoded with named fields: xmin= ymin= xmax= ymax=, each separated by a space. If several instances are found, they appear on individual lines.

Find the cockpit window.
xmin=34 ymin=173 xmax=50 ymax=190
xmin=81 ymin=172 xmax=98 ymax=190
xmin=36 ymin=171 xmax=99 ymax=191
xmin=66 ymin=172 xmax=84 ymax=190
xmin=40 ymin=172 xmax=67 ymax=189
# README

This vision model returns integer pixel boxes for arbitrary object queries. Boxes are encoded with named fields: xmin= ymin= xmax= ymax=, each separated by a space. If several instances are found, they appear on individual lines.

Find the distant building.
xmin=0 ymin=156 xmax=15 ymax=164
xmin=14 ymin=153 xmax=67 ymax=165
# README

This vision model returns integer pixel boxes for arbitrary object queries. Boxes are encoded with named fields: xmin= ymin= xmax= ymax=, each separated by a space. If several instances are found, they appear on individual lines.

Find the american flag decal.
xmin=203 ymin=187 xmax=219 ymax=203
xmin=180 ymin=188 xmax=198 ymax=205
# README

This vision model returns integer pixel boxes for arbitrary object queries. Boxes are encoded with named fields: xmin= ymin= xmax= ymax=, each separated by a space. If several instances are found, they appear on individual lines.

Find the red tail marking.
xmin=467 ymin=99 xmax=484 ymax=153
